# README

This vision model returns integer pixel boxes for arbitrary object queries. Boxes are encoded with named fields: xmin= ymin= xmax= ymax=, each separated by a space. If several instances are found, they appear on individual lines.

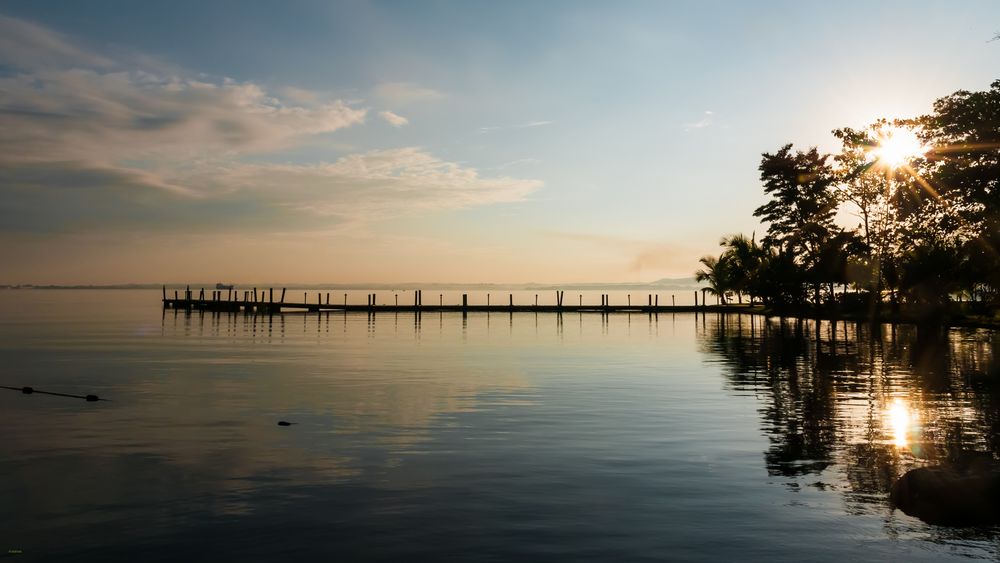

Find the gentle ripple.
xmin=1 ymin=290 xmax=999 ymax=561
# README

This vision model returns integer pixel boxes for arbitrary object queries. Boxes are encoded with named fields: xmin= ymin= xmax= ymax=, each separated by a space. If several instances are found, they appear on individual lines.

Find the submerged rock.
xmin=891 ymin=461 xmax=1000 ymax=526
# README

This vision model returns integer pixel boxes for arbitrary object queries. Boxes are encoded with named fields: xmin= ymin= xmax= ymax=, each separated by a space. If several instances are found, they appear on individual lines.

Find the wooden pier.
xmin=162 ymin=286 xmax=723 ymax=314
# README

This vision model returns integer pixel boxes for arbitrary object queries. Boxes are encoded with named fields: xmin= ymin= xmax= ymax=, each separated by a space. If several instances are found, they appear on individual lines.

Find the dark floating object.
xmin=1 ymin=384 xmax=107 ymax=402
xmin=891 ymin=460 xmax=1000 ymax=526
xmin=277 ymin=421 xmax=297 ymax=426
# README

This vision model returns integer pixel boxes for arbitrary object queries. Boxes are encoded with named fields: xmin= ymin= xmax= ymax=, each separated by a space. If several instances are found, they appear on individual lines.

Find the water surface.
xmin=2 ymin=290 xmax=999 ymax=561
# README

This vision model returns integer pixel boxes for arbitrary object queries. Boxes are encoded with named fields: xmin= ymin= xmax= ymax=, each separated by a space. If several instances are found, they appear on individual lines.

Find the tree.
xmin=719 ymin=233 xmax=765 ymax=304
xmin=694 ymin=254 xmax=733 ymax=304
xmin=754 ymin=145 xmax=839 ymax=305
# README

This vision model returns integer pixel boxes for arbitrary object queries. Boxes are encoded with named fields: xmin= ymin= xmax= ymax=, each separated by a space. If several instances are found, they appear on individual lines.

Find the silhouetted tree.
xmin=754 ymin=145 xmax=838 ymax=305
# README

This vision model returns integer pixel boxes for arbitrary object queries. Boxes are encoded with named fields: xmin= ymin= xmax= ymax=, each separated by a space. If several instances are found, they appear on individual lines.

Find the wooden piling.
xmin=199 ymin=288 xmax=204 ymax=300
xmin=162 ymin=285 xmax=166 ymax=300
xmin=174 ymin=290 xmax=179 ymax=300
xmin=326 ymin=293 xmax=330 ymax=305
xmin=281 ymin=288 xmax=286 ymax=303
xmin=672 ymin=295 xmax=675 ymax=307
xmin=462 ymin=294 xmax=468 ymax=310
xmin=509 ymin=294 xmax=513 ymax=308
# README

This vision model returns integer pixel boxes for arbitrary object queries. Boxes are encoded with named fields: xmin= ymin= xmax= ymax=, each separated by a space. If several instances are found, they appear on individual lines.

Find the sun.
xmin=874 ymin=126 xmax=925 ymax=168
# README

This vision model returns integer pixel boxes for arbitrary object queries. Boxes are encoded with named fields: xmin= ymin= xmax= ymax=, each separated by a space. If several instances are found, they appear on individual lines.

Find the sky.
xmin=0 ymin=0 xmax=997 ymax=285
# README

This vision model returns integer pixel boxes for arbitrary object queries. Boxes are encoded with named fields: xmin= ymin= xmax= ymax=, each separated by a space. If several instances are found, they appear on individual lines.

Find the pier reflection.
xmin=698 ymin=314 xmax=1000 ymax=527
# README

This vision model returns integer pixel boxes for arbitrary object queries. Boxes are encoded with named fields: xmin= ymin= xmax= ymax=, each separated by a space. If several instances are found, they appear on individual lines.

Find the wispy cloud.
xmin=0 ymin=15 xmax=542 ymax=235
xmin=478 ymin=120 xmax=554 ymax=134
xmin=379 ymin=110 xmax=409 ymax=127
xmin=491 ymin=158 xmax=542 ymax=170
xmin=374 ymin=81 xmax=445 ymax=106
xmin=683 ymin=110 xmax=714 ymax=131
xmin=0 ymin=15 xmax=113 ymax=70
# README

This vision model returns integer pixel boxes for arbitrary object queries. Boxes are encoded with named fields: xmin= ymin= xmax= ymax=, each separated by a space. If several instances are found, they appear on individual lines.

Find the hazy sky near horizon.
xmin=0 ymin=1 xmax=997 ymax=284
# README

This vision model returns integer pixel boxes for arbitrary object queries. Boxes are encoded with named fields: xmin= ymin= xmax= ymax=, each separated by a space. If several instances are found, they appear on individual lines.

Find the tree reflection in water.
xmin=697 ymin=313 xmax=1000 ymax=531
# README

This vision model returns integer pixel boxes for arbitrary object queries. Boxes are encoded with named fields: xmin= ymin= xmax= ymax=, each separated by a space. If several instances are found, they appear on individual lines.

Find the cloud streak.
xmin=683 ymin=110 xmax=714 ymax=131
xmin=378 ymin=110 xmax=409 ymax=127
xmin=478 ymin=120 xmax=554 ymax=134
xmin=374 ymin=81 xmax=445 ymax=106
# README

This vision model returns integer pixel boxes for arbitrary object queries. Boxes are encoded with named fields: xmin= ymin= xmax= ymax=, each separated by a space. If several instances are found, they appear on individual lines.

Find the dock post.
xmin=535 ymin=294 xmax=538 ymax=307
xmin=318 ymin=293 xmax=321 ymax=306
xmin=228 ymin=288 xmax=232 ymax=301
xmin=186 ymin=285 xmax=190 ymax=301
xmin=462 ymin=294 xmax=468 ymax=310
xmin=269 ymin=288 xmax=273 ymax=303
xmin=509 ymin=294 xmax=513 ymax=308
xmin=415 ymin=290 xmax=419 ymax=307
xmin=628 ymin=294 xmax=631 ymax=307
xmin=281 ymin=288 xmax=286 ymax=303
xmin=304 ymin=292 xmax=307 ymax=303
xmin=174 ymin=290 xmax=178 ymax=301
xmin=162 ymin=285 xmax=166 ymax=300
xmin=373 ymin=293 xmax=376 ymax=307
xmin=440 ymin=294 xmax=442 ymax=306
xmin=579 ymin=294 xmax=582 ymax=306
xmin=694 ymin=291 xmax=698 ymax=307
xmin=254 ymin=288 xmax=258 ymax=302
xmin=344 ymin=294 xmax=347 ymax=307
xmin=655 ymin=295 xmax=659 ymax=307
xmin=326 ymin=293 xmax=330 ymax=305
xmin=672 ymin=295 xmax=675 ymax=307
xmin=488 ymin=293 xmax=490 ymax=306
xmin=648 ymin=294 xmax=652 ymax=307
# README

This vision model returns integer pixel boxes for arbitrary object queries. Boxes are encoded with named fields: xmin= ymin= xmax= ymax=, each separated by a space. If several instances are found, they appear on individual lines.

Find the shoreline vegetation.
xmin=695 ymin=79 xmax=1000 ymax=330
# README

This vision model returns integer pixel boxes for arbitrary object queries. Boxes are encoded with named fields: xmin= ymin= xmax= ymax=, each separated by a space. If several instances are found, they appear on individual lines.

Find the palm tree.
xmin=719 ymin=233 xmax=764 ymax=304
xmin=695 ymin=254 xmax=732 ymax=304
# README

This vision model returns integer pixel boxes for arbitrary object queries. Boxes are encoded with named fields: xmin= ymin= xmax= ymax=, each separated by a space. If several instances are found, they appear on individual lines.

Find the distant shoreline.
xmin=0 ymin=279 xmax=701 ymax=291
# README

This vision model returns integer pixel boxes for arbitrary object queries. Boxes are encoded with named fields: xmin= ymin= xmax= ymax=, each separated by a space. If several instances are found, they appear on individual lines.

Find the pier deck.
xmin=162 ymin=286 xmax=731 ymax=314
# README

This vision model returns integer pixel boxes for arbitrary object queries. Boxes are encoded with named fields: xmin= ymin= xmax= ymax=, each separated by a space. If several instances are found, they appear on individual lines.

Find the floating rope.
xmin=1 ymin=385 xmax=107 ymax=402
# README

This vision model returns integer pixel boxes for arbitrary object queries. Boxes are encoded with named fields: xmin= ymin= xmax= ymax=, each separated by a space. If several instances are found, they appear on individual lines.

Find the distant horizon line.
xmin=0 ymin=277 xmax=701 ymax=291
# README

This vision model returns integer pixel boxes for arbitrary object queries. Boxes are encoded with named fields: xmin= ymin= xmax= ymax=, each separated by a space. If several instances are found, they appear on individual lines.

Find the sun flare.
xmin=874 ymin=127 xmax=925 ymax=168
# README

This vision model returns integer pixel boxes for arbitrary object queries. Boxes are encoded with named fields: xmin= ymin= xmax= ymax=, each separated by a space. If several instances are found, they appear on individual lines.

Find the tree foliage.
xmin=695 ymin=79 xmax=1000 ymax=317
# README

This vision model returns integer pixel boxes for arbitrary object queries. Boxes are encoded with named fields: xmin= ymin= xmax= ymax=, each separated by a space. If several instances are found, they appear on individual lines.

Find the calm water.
xmin=2 ymin=290 xmax=1000 ymax=561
